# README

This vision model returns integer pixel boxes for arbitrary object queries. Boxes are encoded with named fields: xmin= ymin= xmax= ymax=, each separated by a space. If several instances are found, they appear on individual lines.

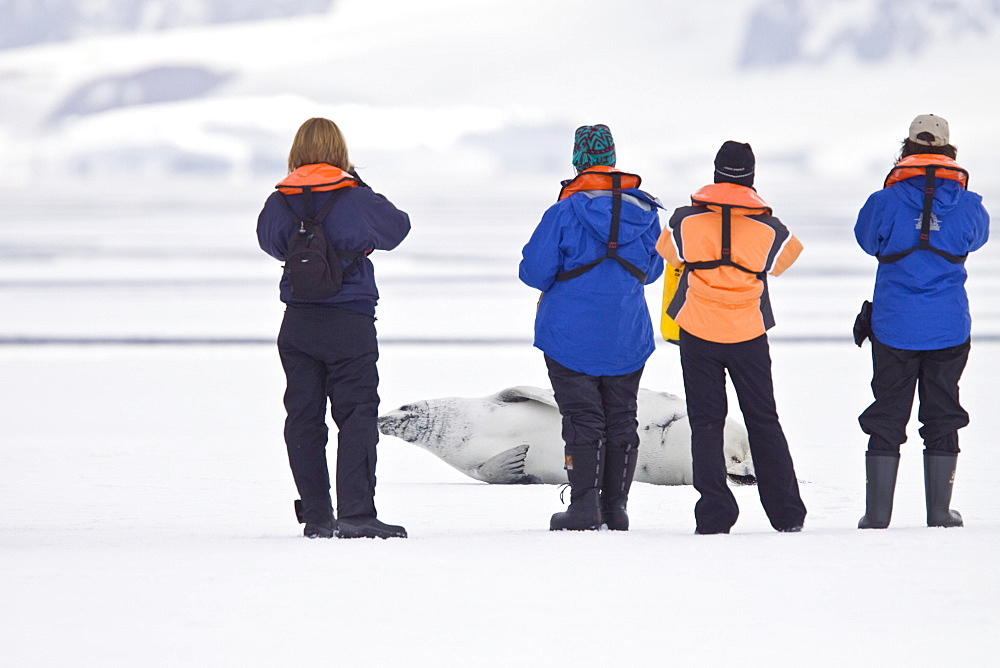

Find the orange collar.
xmin=277 ymin=163 xmax=359 ymax=194
xmin=558 ymin=166 xmax=642 ymax=201
xmin=690 ymin=183 xmax=772 ymax=214
xmin=884 ymin=154 xmax=968 ymax=189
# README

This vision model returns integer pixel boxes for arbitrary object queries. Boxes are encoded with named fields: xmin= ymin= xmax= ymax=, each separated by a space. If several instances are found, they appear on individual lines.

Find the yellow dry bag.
xmin=660 ymin=263 xmax=683 ymax=343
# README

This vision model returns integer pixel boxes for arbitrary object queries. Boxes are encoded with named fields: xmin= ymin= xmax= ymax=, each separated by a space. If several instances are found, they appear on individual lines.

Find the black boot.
xmin=304 ymin=521 xmax=335 ymax=538
xmin=601 ymin=446 xmax=638 ymax=531
xmin=296 ymin=499 xmax=335 ymax=538
xmin=335 ymin=516 xmax=408 ymax=539
xmin=858 ymin=453 xmax=899 ymax=529
xmin=550 ymin=444 xmax=603 ymax=531
xmin=924 ymin=452 xmax=963 ymax=528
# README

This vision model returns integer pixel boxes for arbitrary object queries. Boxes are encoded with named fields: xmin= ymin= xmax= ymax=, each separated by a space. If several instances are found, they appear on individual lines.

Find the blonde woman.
xmin=257 ymin=118 xmax=410 ymax=538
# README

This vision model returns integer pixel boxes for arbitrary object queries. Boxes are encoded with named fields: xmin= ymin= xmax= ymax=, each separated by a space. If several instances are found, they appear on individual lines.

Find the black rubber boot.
xmin=304 ymin=521 xmax=335 ymax=538
xmin=296 ymin=499 xmax=335 ymax=538
xmin=335 ymin=516 xmax=408 ymax=539
xmin=858 ymin=453 xmax=900 ymax=529
xmin=601 ymin=446 xmax=638 ymax=531
xmin=924 ymin=452 xmax=963 ymax=528
xmin=550 ymin=444 xmax=603 ymax=531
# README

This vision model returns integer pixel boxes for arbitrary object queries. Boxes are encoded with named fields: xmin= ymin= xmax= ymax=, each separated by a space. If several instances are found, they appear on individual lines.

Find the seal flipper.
xmin=472 ymin=444 xmax=542 ymax=484
xmin=495 ymin=386 xmax=558 ymax=408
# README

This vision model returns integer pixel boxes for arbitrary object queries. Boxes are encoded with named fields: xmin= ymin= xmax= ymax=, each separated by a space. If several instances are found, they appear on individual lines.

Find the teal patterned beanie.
xmin=572 ymin=124 xmax=616 ymax=171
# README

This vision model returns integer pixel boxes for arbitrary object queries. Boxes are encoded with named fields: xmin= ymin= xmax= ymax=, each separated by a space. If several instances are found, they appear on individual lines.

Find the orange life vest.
xmin=884 ymin=154 xmax=968 ymax=190
xmin=276 ymin=163 xmax=360 ymax=195
xmin=557 ymin=165 xmax=641 ymax=201
xmin=554 ymin=165 xmax=648 ymax=283
xmin=684 ymin=183 xmax=774 ymax=276
xmin=879 ymin=154 xmax=970 ymax=265
xmin=690 ymin=182 xmax=772 ymax=212
xmin=655 ymin=183 xmax=802 ymax=344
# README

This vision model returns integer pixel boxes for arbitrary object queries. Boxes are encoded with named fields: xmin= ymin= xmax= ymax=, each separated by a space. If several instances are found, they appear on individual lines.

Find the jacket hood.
xmin=893 ymin=176 xmax=963 ymax=215
xmin=559 ymin=166 xmax=661 ymax=245
xmin=569 ymin=185 xmax=662 ymax=245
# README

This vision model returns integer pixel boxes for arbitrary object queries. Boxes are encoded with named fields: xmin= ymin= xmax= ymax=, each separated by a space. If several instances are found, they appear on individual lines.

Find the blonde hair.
xmin=287 ymin=117 xmax=352 ymax=173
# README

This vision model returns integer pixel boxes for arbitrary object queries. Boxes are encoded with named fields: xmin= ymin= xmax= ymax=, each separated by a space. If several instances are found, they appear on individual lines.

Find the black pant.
xmin=544 ymin=356 xmax=643 ymax=452
xmin=679 ymin=330 xmax=806 ymax=533
xmin=277 ymin=305 xmax=381 ymax=523
xmin=859 ymin=337 xmax=970 ymax=455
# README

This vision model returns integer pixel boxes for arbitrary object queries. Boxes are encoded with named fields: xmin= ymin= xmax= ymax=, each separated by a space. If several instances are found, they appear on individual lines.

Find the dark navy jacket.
xmin=856 ymin=173 xmax=989 ymax=350
xmin=257 ymin=165 xmax=410 ymax=315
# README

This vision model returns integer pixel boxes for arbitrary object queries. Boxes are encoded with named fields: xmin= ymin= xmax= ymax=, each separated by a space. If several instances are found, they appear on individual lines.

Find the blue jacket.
xmin=855 ymin=170 xmax=989 ymax=350
xmin=519 ymin=169 xmax=664 ymax=376
xmin=257 ymin=164 xmax=410 ymax=315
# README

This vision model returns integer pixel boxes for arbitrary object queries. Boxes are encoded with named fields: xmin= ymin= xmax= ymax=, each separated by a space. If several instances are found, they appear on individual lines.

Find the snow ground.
xmin=1 ymin=334 xmax=999 ymax=666
xmin=1 ymin=182 xmax=999 ymax=667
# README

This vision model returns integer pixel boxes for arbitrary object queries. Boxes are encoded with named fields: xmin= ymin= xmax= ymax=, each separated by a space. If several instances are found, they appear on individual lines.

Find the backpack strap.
xmin=555 ymin=172 xmax=648 ymax=282
xmin=279 ymin=186 xmax=368 ymax=270
xmin=918 ymin=166 xmax=936 ymax=252
xmin=877 ymin=167 xmax=967 ymax=265
xmin=279 ymin=185 xmax=342 ymax=224
xmin=684 ymin=205 xmax=767 ymax=278
xmin=276 ymin=190 xmax=300 ymax=226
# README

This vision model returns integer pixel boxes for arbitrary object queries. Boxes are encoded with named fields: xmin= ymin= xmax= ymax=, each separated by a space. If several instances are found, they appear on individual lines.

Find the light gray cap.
xmin=909 ymin=114 xmax=950 ymax=147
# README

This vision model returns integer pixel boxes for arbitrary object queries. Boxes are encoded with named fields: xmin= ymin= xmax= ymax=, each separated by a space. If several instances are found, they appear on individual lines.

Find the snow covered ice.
xmin=3 ymin=336 xmax=1000 ymax=666
xmin=2 ymin=1 xmax=1000 ymax=666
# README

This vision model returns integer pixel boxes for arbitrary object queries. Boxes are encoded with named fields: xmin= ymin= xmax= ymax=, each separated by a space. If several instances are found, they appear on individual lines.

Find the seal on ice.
xmin=377 ymin=386 xmax=755 ymax=486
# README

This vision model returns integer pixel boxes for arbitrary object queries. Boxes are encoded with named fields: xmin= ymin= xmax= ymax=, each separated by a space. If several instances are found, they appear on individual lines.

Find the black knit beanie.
xmin=714 ymin=141 xmax=755 ymax=187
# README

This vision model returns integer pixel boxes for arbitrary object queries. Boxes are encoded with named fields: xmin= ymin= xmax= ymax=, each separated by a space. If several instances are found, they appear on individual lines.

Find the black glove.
xmin=853 ymin=300 xmax=873 ymax=347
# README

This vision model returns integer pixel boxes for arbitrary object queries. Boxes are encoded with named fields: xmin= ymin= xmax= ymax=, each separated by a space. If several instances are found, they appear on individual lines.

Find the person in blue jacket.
xmin=854 ymin=114 xmax=990 ymax=529
xmin=257 ymin=117 xmax=411 ymax=539
xmin=519 ymin=124 xmax=664 ymax=531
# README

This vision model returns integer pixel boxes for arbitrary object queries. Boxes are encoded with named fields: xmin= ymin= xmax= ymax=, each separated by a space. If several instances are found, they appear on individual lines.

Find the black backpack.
xmin=278 ymin=187 xmax=367 ymax=300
